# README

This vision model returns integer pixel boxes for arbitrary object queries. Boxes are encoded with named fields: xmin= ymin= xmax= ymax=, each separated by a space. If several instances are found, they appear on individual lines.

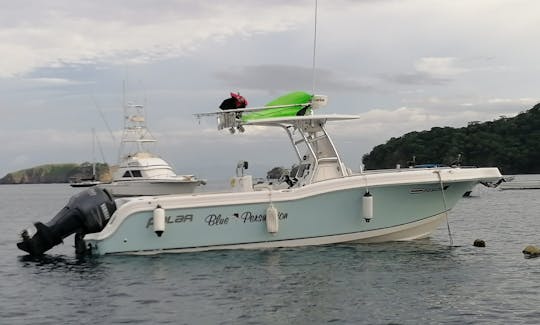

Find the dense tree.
xmin=362 ymin=103 xmax=540 ymax=175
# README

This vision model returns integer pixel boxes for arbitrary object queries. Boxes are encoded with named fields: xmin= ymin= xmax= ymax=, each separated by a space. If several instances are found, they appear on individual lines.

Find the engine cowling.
xmin=17 ymin=187 xmax=116 ymax=256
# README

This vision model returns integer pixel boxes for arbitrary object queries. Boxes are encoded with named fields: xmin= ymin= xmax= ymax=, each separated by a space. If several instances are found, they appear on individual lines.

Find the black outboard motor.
xmin=17 ymin=187 xmax=116 ymax=256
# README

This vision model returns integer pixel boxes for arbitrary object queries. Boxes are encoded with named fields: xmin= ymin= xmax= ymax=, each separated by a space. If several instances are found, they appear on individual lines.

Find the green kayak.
xmin=241 ymin=91 xmax=313 ymax=122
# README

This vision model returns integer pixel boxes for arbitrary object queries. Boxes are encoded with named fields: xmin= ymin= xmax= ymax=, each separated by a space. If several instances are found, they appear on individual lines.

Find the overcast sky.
xmin=1 ymin=0 xmax=539 ymax=179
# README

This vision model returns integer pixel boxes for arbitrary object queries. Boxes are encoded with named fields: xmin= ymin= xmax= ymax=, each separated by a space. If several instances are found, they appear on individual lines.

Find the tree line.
xmin=362 ymin=103 xmax=540 ymax=175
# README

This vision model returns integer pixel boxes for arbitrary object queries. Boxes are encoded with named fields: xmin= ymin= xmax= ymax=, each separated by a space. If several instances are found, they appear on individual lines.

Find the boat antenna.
xmin=95 ymin=131 xmax=108 ymax=166
xmin=122 ymin=79 xmax=127 ymax=111
xmin=91 ymin=128 xmax=96 ymax=177
xmin=311 ymin=0 xmax=318 ymax=97
xmin=91 ymin=94 xmax=117 ymax=144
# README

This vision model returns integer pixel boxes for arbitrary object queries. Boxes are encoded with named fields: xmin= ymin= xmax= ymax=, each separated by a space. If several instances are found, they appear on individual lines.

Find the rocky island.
xmin=0 ymin=163 xmax=110 ymax=184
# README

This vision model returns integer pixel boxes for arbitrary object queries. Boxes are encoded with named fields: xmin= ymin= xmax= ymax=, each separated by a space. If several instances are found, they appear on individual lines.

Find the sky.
xmin=1 ymin=0 xmax=539 ymax=180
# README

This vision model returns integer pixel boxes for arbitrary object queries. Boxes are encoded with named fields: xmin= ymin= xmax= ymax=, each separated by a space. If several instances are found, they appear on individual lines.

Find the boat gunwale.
xmin=85 ymin=166 xmax=501 ymax=242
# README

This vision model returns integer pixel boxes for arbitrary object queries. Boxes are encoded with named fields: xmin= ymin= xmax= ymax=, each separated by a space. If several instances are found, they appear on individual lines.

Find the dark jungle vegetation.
xmin=362 ymin=103 xmax=540 ymax=175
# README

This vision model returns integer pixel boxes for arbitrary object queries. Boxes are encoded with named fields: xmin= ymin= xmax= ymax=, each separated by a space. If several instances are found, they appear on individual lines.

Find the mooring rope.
xmin=435 ymin=170 xmax=454 ymax=246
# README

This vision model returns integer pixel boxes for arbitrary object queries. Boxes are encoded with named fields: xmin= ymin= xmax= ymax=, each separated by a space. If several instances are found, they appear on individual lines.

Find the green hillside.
xmin=0 ymin=162 xmax=110 ymax=184
xmin=362 ymin=103 xmax=540 ymax=175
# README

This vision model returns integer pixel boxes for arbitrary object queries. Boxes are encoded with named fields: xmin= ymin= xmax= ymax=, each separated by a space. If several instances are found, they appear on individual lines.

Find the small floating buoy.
xmin=522 ymin=245 xmax=540 ymax=258
xmin=153 ymin=205 xmax=165 ymax=237
xmin=266 ymin=204 xmax=279 ymax=234
xmin=473 ymin=239 xmax=486 ymax=247
xmin=362 ymin=191 xmax=373 ymax=222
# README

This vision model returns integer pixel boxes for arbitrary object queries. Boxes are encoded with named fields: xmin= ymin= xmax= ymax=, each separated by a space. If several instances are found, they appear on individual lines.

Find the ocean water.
xmin=1 ymin=177 xmax=540 ymax=325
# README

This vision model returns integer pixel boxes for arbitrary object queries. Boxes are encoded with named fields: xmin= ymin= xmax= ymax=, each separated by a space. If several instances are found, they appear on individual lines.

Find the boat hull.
xmin=93 ymin=213 xmax=447 ymax=255
xmin=84 ymin=168 xmax=500 ymax=255
xmin=70 ymin=180 xmax=102 ymax=188
xmin=98 ymin=180 xmax=201 ymax=197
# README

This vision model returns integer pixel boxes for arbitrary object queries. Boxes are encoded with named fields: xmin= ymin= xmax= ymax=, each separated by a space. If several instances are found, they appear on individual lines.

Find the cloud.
xmin=385 ymin=72 xmax=449 ymax=86
xmin=215 ymin=64 xmax=374 ymax=93
xmin=385 ymin=57 xmax=469 ymax=86
xmin=0 ymin=1 xmax=310 ymax=78
xmin=486 ymin=98 xmax=537 ymax=105
xmin=414 ymin=57 xmax=468 ymax=77
xmin=403 ymin=95 xmax=538 ymax=115
xmin=23 ymin=78 xmax=87 ymax=88
xmin=329 ymin=98 xmax=538 ymax=146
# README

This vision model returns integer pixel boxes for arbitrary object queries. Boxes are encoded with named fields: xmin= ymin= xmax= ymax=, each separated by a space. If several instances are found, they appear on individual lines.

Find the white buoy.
xmin=153 ymin=205 xmax=165 ymax=237
xmin=266 ymin=204 xmax=279 ymax=234
xmin=362 ymin=191 xmax=373 ymax=222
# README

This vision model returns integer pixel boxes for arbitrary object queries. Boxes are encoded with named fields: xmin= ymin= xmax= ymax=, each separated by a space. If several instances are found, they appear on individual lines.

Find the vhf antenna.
xmin=311 ymin=0 xmax=318 ymax=97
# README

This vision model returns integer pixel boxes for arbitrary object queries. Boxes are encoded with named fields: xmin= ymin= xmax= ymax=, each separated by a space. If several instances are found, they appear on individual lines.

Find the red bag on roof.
xmin=219 ymin=92 xmax=248 ymax=110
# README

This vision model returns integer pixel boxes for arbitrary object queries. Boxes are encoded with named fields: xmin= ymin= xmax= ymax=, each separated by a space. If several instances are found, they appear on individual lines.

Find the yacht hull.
xmin=84 ymin=167 xmax=501 ymax=255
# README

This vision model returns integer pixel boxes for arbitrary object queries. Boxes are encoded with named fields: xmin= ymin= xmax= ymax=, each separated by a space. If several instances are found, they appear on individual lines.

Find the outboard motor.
xmin=17 ymin=187 xmax=116 ymax=256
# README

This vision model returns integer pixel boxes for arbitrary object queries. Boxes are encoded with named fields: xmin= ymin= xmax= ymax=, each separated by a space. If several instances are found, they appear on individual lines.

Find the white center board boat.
xmin=17 ymin=93 xmax=502 ymax=256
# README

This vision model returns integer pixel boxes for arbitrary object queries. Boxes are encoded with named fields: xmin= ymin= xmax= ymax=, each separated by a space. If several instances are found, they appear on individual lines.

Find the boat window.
xmin=131 ymin=170 xmax=143 ymax=177
xmin=122 ymin=171 xmax=132 ymax=178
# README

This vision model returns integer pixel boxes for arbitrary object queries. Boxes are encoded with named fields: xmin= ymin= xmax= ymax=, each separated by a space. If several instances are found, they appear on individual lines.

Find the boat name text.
xmin=237 ymin=211 xmax=288 ymax=223
xmin=205 ymin=214 xmax=229 ymax=226
xmin=146 ymin=215 xmax=193 ymax=228
xmin=205 ymin=211 xmax=288 ymax=227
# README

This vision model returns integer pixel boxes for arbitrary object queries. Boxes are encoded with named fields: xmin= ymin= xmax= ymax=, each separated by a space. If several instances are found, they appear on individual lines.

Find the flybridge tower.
xmin=118 ymin=103 xmax=157 ymax=162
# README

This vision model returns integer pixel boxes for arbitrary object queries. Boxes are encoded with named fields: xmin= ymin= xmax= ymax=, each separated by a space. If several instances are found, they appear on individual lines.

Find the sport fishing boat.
xmin=98 ymin=103 xmax=204 ymax=197
xmin=17 ymin=92 xmax=502 ymax=256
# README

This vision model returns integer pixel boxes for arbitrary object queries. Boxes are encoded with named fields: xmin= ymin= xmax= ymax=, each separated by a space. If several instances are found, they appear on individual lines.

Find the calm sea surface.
xmin=1 ymin=176 xmax=540 ymax=324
